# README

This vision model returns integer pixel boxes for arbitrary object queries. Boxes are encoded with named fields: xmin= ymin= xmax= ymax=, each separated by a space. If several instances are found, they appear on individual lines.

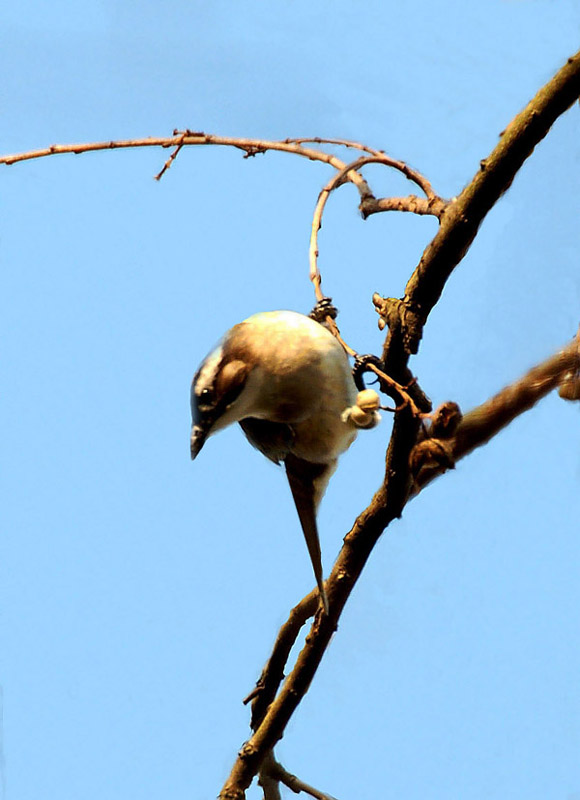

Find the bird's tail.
xmin=284 ymin=455 xmax=330 ymax=615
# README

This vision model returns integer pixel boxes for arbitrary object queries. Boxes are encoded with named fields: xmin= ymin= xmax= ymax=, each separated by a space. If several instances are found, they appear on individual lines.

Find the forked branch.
xmin=218 ymin=49 xmax=580 ymax=800
xmin=259 ymin=752 xmax=338 ymax=800
xmin=0 ymin=131 xmax=438 ymax=220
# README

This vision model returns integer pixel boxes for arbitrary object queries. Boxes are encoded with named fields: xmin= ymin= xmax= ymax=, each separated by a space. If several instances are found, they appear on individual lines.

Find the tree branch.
xmin=309 ymin=155 xmax=445 ymax=297
xmin=0 ymin=132 xmax=374 ymax=201
xmin=410 ymin=335 xmax=580 ymax=491
xmin=1 ymin=132 xmax=442 ymax=333
xmin=454 ymin=338 xmax=580 ymax=460
xmin=377 ymin=49 xmax=580 ymax=369
xmin=218 ymin=49 xmax=580 ymax=800
xmin=244 ymin=591 xmax=319 ymax=732
xmin=259 ymin=752 xmax=339 ymax=800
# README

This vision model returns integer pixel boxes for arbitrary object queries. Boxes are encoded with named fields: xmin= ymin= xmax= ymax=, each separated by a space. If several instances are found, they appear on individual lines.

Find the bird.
xmin=190 ymin=309 xmax=380 ymax=613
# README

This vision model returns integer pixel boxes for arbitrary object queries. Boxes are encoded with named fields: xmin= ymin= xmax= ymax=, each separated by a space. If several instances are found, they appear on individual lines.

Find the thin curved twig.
xmin=307 ymin=151 xmax=446 ymax=360
xmin=308 ymin=155 xmax=444 ymax=298
xmin=308 ymin=156 xmax=375 ymax=300
xmin=286 ymin=136 xmax=384 ymax=155
xmin=288 ymin=137 xmax=439 ymax=200
xmin=365 ymin=362 xmax=425 ymax=416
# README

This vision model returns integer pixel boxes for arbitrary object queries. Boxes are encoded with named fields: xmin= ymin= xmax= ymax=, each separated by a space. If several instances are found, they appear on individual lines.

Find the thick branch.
xmin=410 ymin=336 xmax=580 ymax=492
xmin=408 ymin=51 xmax=580 ymax=315
xmin=379 ymin=49 xmax=580 ymax=370
xmin=454 ymin=339 xmax=579 ymax=459
xmin=219 ymin=50 xmax=580 ymax=799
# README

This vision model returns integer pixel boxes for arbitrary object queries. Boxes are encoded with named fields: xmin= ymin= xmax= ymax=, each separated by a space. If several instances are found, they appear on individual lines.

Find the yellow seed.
xmin=356 ymin=389 xmax=380 ymax=412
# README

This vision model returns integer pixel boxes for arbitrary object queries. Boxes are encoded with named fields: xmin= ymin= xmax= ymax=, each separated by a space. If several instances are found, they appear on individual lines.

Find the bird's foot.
xmin=352 ymin=353 xmax=384 ymax=391
xmin=309 ymin=297 xmax=338 ymax=325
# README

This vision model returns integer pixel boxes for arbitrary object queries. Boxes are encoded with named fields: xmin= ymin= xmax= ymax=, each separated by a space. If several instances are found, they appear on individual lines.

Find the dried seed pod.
xmin=356 ymin=389 xmax=381 ymax=412
xmin=342 ymin=405 xmax=381 ymax=429
xmin=409 ymin=437 xmax=456 ymax=485
xmin=429 ymin=401 xmax=463 ymax=438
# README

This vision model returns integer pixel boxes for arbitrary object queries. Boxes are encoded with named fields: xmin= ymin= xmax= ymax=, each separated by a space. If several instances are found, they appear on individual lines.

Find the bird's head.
xmin=190 ymin=343 xmax=251 ymax=459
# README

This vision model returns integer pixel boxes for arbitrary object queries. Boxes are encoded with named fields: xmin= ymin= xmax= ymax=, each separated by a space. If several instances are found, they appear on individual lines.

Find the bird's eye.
xmin=199 ymin=387 xmax=213 ymax=404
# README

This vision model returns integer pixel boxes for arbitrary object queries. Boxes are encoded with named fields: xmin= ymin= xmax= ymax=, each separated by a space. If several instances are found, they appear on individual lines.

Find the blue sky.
xmin=2 ymin=2 xmax=580 ymax=799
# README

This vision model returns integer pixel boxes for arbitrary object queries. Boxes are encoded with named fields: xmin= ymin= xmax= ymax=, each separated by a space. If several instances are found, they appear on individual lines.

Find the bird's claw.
xmin=352 ymin=354 xmax=384 ymax=391
xmin=309 ymin=297 xmax=338 ymax=324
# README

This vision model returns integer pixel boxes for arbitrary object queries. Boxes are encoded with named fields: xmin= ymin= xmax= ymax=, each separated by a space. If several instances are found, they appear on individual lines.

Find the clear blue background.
xmin=2 ymin=3 xmax=579 ymax=798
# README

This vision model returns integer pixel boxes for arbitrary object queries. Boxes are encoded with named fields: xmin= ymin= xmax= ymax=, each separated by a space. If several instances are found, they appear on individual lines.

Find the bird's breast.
xmin=225 ymin=311 xmax=360 ymax=463
xmin=250 ymin=354 xmax=358 ymax=463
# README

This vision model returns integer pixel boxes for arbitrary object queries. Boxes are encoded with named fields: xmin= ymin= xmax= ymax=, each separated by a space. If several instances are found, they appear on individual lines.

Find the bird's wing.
xmin=238 ymin=418 xmax=294 ymax=464
xmin=284 ymin=453 xmax=335 ymax=614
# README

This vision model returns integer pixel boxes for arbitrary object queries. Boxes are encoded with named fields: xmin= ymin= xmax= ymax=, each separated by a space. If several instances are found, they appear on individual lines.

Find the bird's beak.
xmin=190 ymin=424 xmax=209 ymax=460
